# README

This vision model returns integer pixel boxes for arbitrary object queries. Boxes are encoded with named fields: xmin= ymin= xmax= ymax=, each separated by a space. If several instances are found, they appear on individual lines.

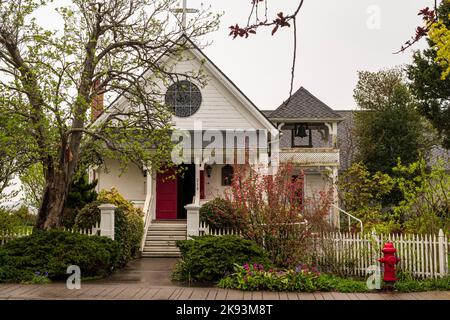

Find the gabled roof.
xmin=269 ymin=87 xmax=343 ymax=121
xmin=95 ymin=35 xmax=277 ymax=133
xmin=182 ymin=36 xmax=277 ymax=132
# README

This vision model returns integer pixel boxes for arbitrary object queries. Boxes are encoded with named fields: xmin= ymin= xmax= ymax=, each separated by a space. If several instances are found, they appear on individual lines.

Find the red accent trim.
xmin=200 ymin=170 xmax=205 ymax=200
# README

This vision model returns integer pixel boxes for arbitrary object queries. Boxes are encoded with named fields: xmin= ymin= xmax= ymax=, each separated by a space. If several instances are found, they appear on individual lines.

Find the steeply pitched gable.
xmin=269 ymin=87 xmax=342 ymax=120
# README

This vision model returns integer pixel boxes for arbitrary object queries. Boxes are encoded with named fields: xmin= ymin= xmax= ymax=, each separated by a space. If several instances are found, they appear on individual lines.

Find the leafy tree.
xmin=353 ymin=68 xmax=431 ymax=174
xmin=0 ymin=111 xmax=36 ymax=201
xmin=337 ymin=162 xmax=399 ymax=233
xmin=407 ymin=1 xmax=450 ymax=149
xmin=393 ymin=158 xmax=450 ymax=235
xmin=0 ymin=0 xmax=219 ymax=229
xmin=19 ymin=163 xmax=45 ymax=209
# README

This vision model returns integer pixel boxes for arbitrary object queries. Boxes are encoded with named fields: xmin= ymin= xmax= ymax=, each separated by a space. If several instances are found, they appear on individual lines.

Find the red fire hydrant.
xmin=378 ymin=242 xmax=400 ymax=282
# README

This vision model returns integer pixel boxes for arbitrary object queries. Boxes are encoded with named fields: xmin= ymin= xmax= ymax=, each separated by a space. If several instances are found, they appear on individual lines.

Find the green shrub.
xmin=11 ymin=205 xmax=36 ymax=226
xmin=394 ymin=272 xmax=450 ymax=292
xmin=0 ymin=208 xmax=20 ymax=233
xmin=74 ymin=189 xmax=144 ymax=267
xmin=74 ymin=201 xmax=101 ymax=229
xmin=114 ymin=207 xmax=144 ymax=266
xmin=218 ymin=264 xmax=368 ymax=292
xmin=0 ymin=230 xmax=120 ymax=283
xmin=173 ymin=235 xmax=271 ymax=283
xmin=200 ymin=198 xmax=245 ymax=230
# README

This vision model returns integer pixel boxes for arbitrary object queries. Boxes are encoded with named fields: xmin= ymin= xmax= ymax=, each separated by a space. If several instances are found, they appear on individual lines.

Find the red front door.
xmin=156 ymin=169 xmax=178 ymax=219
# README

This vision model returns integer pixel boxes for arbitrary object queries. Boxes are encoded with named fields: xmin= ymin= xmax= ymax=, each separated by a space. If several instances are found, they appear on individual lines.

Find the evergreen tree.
xmin=353 ymin=68 xmax=431 ymax=174
xmin=407 ymin=1 xmax=450 ymax=149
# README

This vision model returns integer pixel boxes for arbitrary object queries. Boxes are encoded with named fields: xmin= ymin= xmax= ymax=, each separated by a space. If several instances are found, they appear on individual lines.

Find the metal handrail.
xmin=332 ymin=204 xmax=363 ymax=233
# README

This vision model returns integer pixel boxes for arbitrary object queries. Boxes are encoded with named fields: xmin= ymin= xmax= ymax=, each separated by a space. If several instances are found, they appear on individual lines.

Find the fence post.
xmin=438 ymin=229 xmax=446 ymax=278
xmin=185 ymin=203 xmax=201 ymax=239
xmin=98 ymin=203 xmax=116 ymax=240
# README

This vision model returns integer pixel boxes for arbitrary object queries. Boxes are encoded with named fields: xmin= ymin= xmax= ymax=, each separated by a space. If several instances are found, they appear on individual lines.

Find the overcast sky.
xmin=3 ymin=0 xmax=437 ymax=203
xmin=196 ymin=0 xmax=435 ymax=111
xmin=32 ymin=0 xmax=435 ymax=111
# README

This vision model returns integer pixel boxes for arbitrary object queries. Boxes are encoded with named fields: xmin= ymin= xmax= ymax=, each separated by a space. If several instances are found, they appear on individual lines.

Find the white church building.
xmin=90 ymin=37 xmax=343 ymax=256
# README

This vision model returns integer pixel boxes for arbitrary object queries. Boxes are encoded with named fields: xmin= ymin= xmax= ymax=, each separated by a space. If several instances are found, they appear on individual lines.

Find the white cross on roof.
xmin=171 ymin=0 xmax=199 ymax=30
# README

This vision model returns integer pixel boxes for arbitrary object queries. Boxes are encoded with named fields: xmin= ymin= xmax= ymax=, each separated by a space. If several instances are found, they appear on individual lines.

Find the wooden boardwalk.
xmin=0 ymin=284 xmax=449 ymax=300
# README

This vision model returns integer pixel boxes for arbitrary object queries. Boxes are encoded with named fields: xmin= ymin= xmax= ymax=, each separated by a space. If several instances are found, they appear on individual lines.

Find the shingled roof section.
xmin=270 ymin=87 xmax=342 ymax=120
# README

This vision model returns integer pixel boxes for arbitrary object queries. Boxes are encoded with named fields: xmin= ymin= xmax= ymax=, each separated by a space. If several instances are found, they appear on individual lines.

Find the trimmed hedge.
xmin=173 ymin=235 xmax=271 ymax=283
xmin=0 ymin=230 xmax=120 ymax=283
xmin=74 ymin=188 xmax=144 ymax=267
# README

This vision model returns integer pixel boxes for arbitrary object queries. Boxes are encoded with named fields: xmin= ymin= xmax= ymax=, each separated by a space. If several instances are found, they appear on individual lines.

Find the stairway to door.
xmin=141 ymin=220 xmax=187 ymax=258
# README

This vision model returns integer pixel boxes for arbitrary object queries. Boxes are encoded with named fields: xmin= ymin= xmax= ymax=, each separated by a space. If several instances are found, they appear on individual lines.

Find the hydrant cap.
xmin=382 ymin=242 xmax=397 ymax=254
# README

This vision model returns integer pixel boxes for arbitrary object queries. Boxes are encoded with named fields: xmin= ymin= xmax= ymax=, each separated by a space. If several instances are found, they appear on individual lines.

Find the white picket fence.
xmin=313 ymin=230 xmax=449 ymax=279
xmin=0 ymin=227 xmax=33 ymax=245
xmin=198 ymin=220 xmax=449 ymax=279
xmin=0 ymin=223 xmax=101 ymax=246
xmin=199 ymin=220 xmax=242 ymax=236
xmin=63 ymin=222 xmax=101 ymax=237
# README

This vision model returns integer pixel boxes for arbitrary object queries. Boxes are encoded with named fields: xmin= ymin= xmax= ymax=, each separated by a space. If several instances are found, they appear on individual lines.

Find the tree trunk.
xmin=36 ymin=169 xmax=69 ymax=230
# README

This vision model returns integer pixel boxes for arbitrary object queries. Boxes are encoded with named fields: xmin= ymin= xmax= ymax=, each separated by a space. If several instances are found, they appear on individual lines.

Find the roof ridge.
xmin=270 ymin=86 xmax=342 ymax=120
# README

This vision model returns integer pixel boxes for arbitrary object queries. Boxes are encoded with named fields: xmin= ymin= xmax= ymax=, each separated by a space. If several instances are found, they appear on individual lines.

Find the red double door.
xmin=155 ymin=167 xmax=205 ymax=220
xmin=155 ymin=168 xmax=178 ymax=220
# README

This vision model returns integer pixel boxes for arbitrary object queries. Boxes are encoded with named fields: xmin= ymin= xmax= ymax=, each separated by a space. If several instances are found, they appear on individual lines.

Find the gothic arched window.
xmin=221 ymin=165 xmax=234 ymax=186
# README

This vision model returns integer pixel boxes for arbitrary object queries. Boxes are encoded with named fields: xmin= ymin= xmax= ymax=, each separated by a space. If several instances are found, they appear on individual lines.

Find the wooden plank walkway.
xmin=0 ymin=284 xmax=449 ymax=300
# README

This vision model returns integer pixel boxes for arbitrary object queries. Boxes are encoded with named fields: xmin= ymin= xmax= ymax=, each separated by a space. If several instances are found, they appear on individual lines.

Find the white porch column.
xmin=185 ymin=203 xmax=201 ymax=238
xmin=194 ymin=156 xmax=202 ymax=205
xmin=330 ymin=167 xmax=340 ymax=228
xmin=325 ymin=122 xmax=338 ymax=148
xmin=99 ymin=203 xmax=116 ymax=240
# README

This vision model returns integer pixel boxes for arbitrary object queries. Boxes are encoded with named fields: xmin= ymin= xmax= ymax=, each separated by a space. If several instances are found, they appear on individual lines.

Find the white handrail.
xmin=140 ymin=195 xmax=153 ymax=252
xmin=332 ymin=204 xmax=363 ymax=233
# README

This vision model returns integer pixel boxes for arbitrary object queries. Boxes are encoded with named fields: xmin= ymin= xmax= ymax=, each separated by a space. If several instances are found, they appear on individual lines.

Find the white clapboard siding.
xmin=170 ymin=57 xmax=267 ymax=130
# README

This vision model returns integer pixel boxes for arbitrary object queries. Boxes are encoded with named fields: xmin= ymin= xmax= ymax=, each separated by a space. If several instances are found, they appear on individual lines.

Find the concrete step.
xmin=146 ymin=235 xmax=186 ymax=241
xmin=148 ymin=224 xmax=187 ymax=230
xmin=144 ymin=248 xmax=179 ymax=252
xmin=146 ymin=230 xmax=186 ymax=236
xmin=141 ymin=252 xmax=181 ymax=258
xmin=145 ymin=240 xmax=179 ymax=247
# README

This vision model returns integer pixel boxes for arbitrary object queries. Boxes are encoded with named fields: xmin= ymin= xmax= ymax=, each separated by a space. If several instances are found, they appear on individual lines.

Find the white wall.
xmin=96 ymin=158 xmax=146 ymax=203
xmin=304 ymin=172 xmax=330 ymax=200
xmin=204 ymin=164 xmax=229 ymax=200
xmin=168 ymin=52 xmax=267 ymax=131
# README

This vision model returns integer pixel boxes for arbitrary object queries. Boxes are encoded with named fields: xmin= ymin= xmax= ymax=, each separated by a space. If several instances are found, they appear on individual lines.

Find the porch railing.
xmin=279 ymin=148 xmax=339 ymax=166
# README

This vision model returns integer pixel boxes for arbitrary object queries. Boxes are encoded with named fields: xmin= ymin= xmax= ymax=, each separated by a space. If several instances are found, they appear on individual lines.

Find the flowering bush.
xmin=226 ymin=163 xmax=333 ymax=267
xmin=218 ymin=263 xmax=329 ymax=292
xmin=218 ymin=263 xmax=369 ymax=293
xmin=199 ymin=198 xmax=245 ymax=230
